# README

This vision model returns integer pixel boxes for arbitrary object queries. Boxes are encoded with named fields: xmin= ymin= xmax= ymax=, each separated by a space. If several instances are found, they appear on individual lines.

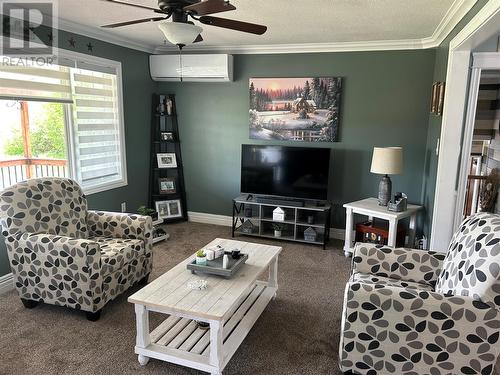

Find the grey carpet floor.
xmin=0 ymin=222 xmax=351 ymax=375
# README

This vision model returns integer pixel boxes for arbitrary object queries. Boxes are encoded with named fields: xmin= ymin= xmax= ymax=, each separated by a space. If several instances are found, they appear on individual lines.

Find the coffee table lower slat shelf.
xmin=135 ymin=283 xmax=275 ymax=373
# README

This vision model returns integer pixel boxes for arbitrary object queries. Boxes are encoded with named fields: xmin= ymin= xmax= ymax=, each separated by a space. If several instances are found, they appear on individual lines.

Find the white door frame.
xmin=454 ymin=52 xmax=500 ymax=230
xmin=430 ymin=1 xmax=500 ymax=251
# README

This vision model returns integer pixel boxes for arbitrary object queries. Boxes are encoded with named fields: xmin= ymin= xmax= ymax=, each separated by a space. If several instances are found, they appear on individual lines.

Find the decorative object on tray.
xmin=158 ymin=177 xmax=176 ymax=194
xmin=272 ymin=222 xmax=285 ymax=237
xmin=160 ymin=132 xmax=174 ymax=141
xmin=157 ymin=152 xmax=177 ymax=168
xmin=304 ymin=226 xmax=317 ymax=242
xmin=187 ymin=251 xmax=249 ymax=278
xmin=156 ymin=199 xmax=183 ymax=219
xmin=272 ymin=206 xmax=285 ymax=222
xmin=249 ymin=77 xmax=342 ymax=142
xmin=307 ymin=215 xmax=314 ymax=224
xmin=388 ymin=192 xmax=408 ymax=212
xmin=187 ymin=279 xmax=208 ymax=291
xmin=205 ymin=244 xmax=225 ymax=260
xmin=196 ymin=249 xmax=207 ymax=265
xmin=370 ymin=147 xmax=403 ymax=206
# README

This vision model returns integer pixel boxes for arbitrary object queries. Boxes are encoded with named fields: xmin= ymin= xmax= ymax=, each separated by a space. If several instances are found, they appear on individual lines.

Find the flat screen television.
xmin=241 ymin=145 xmax=330 ymax=200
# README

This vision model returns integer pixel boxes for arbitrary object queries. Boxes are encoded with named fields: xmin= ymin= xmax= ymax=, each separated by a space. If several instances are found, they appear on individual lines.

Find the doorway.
xmin=430 ymin=2 xmax=500 ymax=251
xmin=456 ymin=65 xmax=500 ymax=224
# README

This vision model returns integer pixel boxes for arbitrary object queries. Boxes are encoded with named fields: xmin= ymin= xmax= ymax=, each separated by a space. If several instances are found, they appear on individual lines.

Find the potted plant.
xmin=196 ymin=249 xmax=207 ymax=265
xmin=137 ymin=205 xmax=158 ymax=221
xmin=272 ymin=223 xmax=285 ymax=238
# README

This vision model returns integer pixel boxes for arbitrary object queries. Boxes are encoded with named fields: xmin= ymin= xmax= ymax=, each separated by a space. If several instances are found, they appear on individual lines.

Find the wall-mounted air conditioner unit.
xmin=150 ymin=54 xmax=233 ymax=82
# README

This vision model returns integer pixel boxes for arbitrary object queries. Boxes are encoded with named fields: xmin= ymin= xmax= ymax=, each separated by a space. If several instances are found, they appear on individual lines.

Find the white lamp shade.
xmin=370 ymin=147 xmax=403 ymax=175
xmin=158 ymin=22 xmax=203 ymax=45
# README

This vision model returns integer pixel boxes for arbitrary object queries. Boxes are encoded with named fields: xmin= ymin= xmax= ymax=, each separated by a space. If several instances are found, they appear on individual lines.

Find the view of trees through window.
xmin=1 ymin=101 xmax=67 ymax=159
xmin=0 ymin=100 xmax=69 ymax=189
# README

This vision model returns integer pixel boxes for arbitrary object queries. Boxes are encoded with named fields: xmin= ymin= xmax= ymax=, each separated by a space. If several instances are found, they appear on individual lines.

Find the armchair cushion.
xmin=436 ymin=212 xmax=500 ymax=309
xmin=87 ymin=210 xmax=153 ymax=246
xmin=340 ymin=282 xmax=499 ymax=375
xmin=89 ymin=236 xmax=144 ymax=276
xmin=351 ymin=272 xmax=434 ymax=291
xmin=352 ymin=243 xmax=445 ymax=287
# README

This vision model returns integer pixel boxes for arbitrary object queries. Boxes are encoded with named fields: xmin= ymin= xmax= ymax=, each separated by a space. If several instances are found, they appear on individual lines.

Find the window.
xmin=0 ymin=51 xmax=127 ymax=194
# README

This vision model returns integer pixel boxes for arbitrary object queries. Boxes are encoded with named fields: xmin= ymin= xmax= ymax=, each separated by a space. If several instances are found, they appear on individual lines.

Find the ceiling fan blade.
xmin=184 ymin=0 xmax=236 ymax=16
xmin=101 ymin=17 xmax=167 ymax=28
xmin=198 ymin=16 xmax=267 ymax=35
xmin=101 ymin=0 xmax=161 ymax=12
xmin=193 ymin=34 xmax=203 ymax=43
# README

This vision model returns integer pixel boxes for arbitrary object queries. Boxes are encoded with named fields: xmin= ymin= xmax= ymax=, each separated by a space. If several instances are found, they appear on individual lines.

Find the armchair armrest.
xmin=87 ymin=210 xmax=153 ymax=245
xmin=340 ymin=282 xmax=499 ymax=374
xmin=11 ymin=232 xmax=103 ymax=308
xmin=352 ymin=243 xmax=445 ymax=286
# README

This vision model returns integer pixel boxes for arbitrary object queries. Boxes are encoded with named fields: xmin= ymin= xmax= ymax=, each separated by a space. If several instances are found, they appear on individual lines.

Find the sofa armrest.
xmin=340 ymin=282 xmax=499 ymax=374
xmin=87 ymin=211 xmax=153 ymax=249
xmin=352 ymin=243 xmax=445 ymax=286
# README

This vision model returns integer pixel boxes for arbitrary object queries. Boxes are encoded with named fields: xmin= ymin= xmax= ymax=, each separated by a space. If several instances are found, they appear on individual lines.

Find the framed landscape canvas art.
xmin=249 ymin=77 xmax=342 ymax=142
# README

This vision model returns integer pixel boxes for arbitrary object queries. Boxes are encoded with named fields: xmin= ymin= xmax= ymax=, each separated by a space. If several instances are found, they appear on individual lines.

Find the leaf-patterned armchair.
xmin=0 ymin=178 xmax=153 ymax=321
xmin=339 ymin=212 xmax=500 ymax=374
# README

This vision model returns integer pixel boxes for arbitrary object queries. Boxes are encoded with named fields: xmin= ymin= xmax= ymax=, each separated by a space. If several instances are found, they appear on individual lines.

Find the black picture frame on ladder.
xmin=148 ymin=94 xmax=188 ymax=223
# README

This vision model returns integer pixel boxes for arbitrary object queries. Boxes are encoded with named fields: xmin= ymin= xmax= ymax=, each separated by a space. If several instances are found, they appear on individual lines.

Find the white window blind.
xmin=0 ymin=53 xmax=127 ymax=194
xmin=0 ymin=65 xmax=72 ymax=102
xmin=69 ymin=60 xmax=126 ymax=193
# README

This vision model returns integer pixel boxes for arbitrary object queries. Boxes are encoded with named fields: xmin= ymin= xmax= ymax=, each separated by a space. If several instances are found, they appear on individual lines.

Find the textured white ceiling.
xmin=58 ymin=0 xmax=458 ymax=51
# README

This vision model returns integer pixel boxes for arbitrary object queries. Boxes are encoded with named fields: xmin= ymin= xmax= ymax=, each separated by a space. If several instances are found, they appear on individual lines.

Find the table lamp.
xmin=370 ymin=147 xmax=403 ymax=206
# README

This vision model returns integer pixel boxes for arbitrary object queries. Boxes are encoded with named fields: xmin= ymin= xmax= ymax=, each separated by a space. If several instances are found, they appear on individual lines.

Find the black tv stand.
xmin=232 ymin=194 xmax=331 ymax=249
xmin=254 ymin=195 xmax=305 ymax=207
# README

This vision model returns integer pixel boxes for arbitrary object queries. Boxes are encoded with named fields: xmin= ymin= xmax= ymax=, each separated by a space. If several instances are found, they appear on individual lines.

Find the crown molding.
xmin=56 ymin=17 xmax=156 ymax=53
xmin=421 ymin=0 xmax=478 ymax=48
xmin=45 ymin=0 xmax=480 ymax=55
xmin=153 ymin=38 xmax=426 ymax=55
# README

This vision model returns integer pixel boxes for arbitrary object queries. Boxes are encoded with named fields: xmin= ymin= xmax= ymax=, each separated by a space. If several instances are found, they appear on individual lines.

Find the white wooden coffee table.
xmin=128 ymin=238 xmax=281 ymax=375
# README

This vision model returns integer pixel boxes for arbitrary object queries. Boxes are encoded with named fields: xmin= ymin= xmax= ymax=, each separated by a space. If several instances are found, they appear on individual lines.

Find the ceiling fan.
xmin=100 ymin=0 xmax=267 ymax=47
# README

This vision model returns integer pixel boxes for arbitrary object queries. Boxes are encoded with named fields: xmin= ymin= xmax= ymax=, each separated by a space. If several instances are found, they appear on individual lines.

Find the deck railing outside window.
xmin=0 ymin=157 xmax=68 ymax=190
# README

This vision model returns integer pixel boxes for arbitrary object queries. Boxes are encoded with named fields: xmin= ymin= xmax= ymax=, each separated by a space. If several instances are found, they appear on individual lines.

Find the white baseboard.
xmin=187 ymin=211 xmax=347 ymax=241
xmin=188 ymin=211 xmax=233 ymax=227
xmin=0 ymin=273 xmax=14 ymax=295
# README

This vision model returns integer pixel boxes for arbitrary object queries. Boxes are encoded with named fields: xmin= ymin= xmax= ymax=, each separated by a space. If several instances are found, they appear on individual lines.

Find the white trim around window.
xmin=0 ymin=45 xmax=128 ymax=195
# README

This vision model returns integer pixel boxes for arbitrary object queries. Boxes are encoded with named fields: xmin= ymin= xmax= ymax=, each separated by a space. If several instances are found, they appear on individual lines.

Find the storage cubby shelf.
xmin=232 ymin=194 xmax=331 ymax=249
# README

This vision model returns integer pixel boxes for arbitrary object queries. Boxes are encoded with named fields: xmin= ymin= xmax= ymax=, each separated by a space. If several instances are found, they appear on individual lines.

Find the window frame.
xmin=57 ymin=48 xmax=128 ymax=195
xmin=0 ymin=47 xmax=128 ymax=195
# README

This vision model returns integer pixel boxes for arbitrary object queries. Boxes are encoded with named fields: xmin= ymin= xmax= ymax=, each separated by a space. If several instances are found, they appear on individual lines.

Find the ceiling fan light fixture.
xmin=158 ymin=21 xmax=203 ymax=46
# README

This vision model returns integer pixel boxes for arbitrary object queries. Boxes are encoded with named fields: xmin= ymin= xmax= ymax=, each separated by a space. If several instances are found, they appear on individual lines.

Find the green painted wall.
xmin=158 ymin=50 xmax=436 ymax=228
xmin=421 ymin=0 xmax=491 ymax=236
xmin=0 ymin=30 xmax=155 ymax=276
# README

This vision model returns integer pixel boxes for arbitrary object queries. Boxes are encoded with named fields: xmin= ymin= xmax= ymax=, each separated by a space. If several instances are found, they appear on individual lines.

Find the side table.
xmin=343 ymin=197 xmax=423 ymax=257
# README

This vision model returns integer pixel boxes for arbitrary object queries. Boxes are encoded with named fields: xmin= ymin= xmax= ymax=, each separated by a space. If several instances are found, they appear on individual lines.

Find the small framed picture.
xmin=156 ymin=199 xmax=182 ymax=219
xmin=157 ymin=153 xmax=177 ymax=168
xmin=160 ymin=132 xmax=174 ymax=141
xmin=158 ymin=177 xmax=176 ymax=194
xmin=436 ymin=82 xmax=445 ymax=116
xmin=430 ymin=82 xmax=438 ymax=114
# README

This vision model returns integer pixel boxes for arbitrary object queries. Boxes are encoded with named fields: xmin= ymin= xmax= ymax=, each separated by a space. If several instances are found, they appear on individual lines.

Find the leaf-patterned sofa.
xmin=339 ymin=212 xmax=500 ymax=374
xmin=0 ymin=178 xmax=153 ymax=321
